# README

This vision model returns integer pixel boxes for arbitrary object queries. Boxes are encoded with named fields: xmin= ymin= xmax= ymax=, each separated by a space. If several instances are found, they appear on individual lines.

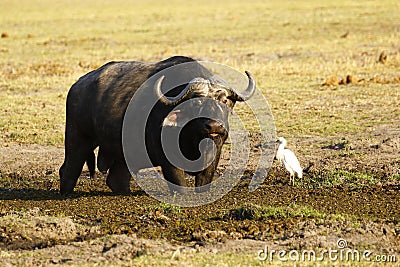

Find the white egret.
xmin=276 ymin=137 xmax=302 ymax=185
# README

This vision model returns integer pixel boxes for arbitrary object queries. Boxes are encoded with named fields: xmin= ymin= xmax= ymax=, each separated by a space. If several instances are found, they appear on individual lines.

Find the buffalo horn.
xmin=230 ymin=71 xmax=256 ymax=102
xmin=155 ymin=76 xmax=207 ymax=106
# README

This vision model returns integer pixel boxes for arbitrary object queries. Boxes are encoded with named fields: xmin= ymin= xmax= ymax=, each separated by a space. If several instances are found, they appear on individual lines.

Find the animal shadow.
xmin=0 ymin=188 xmax=145 ymax=200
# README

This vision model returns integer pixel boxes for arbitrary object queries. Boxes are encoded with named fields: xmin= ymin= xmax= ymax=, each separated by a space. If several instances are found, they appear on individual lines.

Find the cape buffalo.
xmin=59 ymin=56 xmax=256 ymax=196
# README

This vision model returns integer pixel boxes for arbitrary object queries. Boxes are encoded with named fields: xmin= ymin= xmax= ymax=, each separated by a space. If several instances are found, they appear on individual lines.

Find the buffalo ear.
xmin=162 ymin=110 xmax=180 ymax=127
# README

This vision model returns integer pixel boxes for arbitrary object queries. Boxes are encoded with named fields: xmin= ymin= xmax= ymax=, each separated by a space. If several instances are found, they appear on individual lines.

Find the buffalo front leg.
xmin=106 ymin=161 xmax=131 ymax=194
xmin=194 ymin=154 xmax=221 ymax=193
xmin=194 ymin=171 xmax=212 ymax=193
xmin=161 ymin=165 xmax=187 ymax=194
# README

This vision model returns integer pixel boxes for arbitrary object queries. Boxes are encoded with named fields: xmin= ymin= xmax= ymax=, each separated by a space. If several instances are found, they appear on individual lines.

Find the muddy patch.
xmin=0 ymin=132 xmax=399 ymax=265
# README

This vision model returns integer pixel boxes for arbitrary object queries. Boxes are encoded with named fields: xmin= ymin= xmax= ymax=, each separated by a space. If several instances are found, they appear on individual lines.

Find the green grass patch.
xmin=392 ymin=174 xmax=400 ymax=181
xmin=305 ymin=169 xmax=378 ymax=189
xmin=148 ymin=202 xmax=182 ymax=215
xmin=226 ymin=203 xmax=345 ymax=221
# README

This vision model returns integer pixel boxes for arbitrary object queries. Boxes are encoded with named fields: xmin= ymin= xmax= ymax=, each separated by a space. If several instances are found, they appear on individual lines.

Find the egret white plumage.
xmin=276 ymin=137 xmax=302 ymax=185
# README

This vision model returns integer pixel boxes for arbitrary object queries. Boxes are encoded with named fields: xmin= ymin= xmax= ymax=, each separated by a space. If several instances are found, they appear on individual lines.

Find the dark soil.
xmin=0 ymin=132 xmax=399 ymax=265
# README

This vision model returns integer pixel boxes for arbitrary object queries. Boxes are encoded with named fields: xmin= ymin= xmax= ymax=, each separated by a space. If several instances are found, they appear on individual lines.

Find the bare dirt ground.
xmin=0 ymin=129 xmax=399 ymax=266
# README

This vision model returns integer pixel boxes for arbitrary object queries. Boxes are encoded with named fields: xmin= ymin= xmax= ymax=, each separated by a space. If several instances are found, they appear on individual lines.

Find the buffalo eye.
xmin=218 ymin=94 xmax=227 ymax=103
xmin=219 ymin=95 xmax=233 ymax=107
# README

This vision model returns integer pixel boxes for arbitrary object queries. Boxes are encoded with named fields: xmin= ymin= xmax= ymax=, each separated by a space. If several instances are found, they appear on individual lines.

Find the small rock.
xmin=357 ymin=228 xmax=366 ymax=235
xmin=382 ymin=225 xmax=394 ymax=236
xmin=395 ymin=228 xmax=400 ymax=236
xmin=346 ymin=75 xmax=358 ymax=84
xmin=1 ymin=32 xmax=9 ymax=38
xmin=345 ymin=227 xmax=353 ymax=233
xmin=322 ymin=76 xmax=340 ymax=86
xmin=229 ymin=232 xmax=243 ymax=240
xmin=303 ymin=230 xmax=317 ymax=238
xmin=340 ymin=31 xmax=349 ymax=38
xmin=171 ymin=248 xmax=180 ymax=260
xmin=378 ymin=51 xmax=387 ymax=64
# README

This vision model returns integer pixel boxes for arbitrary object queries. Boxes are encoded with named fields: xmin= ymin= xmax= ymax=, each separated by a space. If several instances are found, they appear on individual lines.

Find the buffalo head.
xmin=153 ymin=71 xmax=256 ymax=191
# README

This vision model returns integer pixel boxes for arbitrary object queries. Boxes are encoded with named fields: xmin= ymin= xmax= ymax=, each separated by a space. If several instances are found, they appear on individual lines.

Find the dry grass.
xmin=1 ymin=0 xmax=399 ymax=146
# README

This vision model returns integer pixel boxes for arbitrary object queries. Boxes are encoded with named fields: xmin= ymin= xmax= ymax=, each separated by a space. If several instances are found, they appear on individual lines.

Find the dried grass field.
xmin=0 ymin=0 xmax=399 ymax=266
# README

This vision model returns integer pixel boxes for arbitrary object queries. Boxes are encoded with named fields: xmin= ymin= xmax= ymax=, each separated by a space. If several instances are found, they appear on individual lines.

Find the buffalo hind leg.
xmin=106 ymin=161 xmax=131 ymax=194
xmin=97 ymin=147 xmax=112 ymax=174
xmin=60 ymin=146 xmax=92 ymax=196
xmin=86 ymin=150 xmax=96 ymax=178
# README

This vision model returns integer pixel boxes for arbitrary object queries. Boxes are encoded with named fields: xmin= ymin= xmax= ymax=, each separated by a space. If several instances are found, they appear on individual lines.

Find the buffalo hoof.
xmin=106 ymin=162 xmax=131 ymax=195
xmin=113 ymin=190 xmax=130 ymax=195
xmin=106 ymin=177 xmax=131 ymax=195
xmin=168 ymin=185 xmax=188 ymax=196
xmin=194 ymin=183 xmax=211 ymax=193
xmin=106 ymin=177 xmax=130 ymax=195
xmin=59 ymin=186 xmax=73 ymax=197
xmin=60 ymin=177 xmax=77 ymax=197
xmin=109 ymin=187 xmax=131 ymax=195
